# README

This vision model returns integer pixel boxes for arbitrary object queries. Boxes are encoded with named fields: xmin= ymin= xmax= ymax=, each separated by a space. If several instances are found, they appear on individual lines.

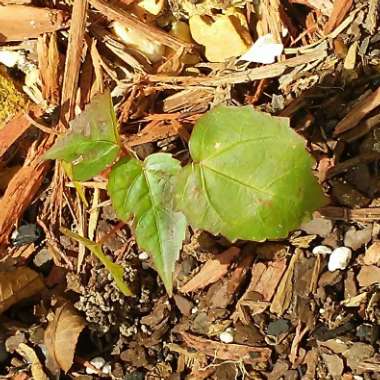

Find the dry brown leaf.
xmin=270 ymin=248 xmax=301 ymax=315
xmin=44 ymin=302 xmax=86 ymax=374
xmin=0 ymin=266 xmax=45 ymax=314
xmin=180 ymin=331 xmax=271 ymax=365
xmin=363 ymin=242 xmax=380 ymax=266
xmin=0 ymin=5 xmax=67 ymax=42
xmin=17 ymin=343 xmax=49 ymax=380
xmin=179 ymin=247 xmax=240 ymax=293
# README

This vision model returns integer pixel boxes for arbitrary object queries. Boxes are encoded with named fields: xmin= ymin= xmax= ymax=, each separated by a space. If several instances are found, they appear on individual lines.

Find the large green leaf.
xmin=44 ymin=90 xmax=120 ymax=181
xmin=175 ymin=105 xmax=326 ymax=241
xmin=60 ymin=227 xmax=133 ymax=296
xmin=108 ymin=153 xmax=187 ymax=296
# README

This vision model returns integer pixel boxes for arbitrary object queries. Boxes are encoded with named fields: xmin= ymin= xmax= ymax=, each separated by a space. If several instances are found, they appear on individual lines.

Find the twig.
xmin=89 ymin=0 xmax=191 ymax=51
xmin=146 ymin=50 xmax=327 ymax=86
xmin=24 ymin=113 xmax=61 ymax=136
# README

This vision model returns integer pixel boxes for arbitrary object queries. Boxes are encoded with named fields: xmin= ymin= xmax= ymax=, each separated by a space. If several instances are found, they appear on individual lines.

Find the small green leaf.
xmin=175 ymin=105 xmax=327 ymax=241
xmin=45 ymin=90 xmax=120 ymax=181
xmin=60 ymin=227 xmax=133 ymax=296
xmin=108 ymin=153 xmax=186 ymax=296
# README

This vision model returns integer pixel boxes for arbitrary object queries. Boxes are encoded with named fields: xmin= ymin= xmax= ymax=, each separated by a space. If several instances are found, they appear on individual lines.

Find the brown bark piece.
xmin=334 ymin=87 xmax=380 ymax=136
xmin=60 ymin=0 xmax=88 ymax=125
xmin=0 ymin=137 xmax=52 ymax=248
xmin=0 ymin=106 xmax=42 ymax=159
xmin=324 ymin=0 xmax=353 ymax=35
xmin=180 ymin=332 xmax=271 ymax=365
xmin=179 ymin=247 xmax=240 ymax=293
xmin=90 ymin=0 xmax=191 ymax=51
xmin=0 ymin=5 xmax=67 ymax=42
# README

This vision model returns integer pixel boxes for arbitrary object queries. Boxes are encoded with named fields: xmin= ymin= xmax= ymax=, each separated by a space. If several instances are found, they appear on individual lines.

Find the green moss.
xmin=0 ymin=69 xmax=27 ymax=128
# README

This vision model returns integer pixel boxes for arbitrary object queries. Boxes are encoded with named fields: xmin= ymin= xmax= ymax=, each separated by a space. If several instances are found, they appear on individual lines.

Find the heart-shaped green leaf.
xmin=44 ymin=90 xmax=120 ymax=181
xmin=175 ymin=105 xmax=326 ymax=241
xmin=108 ymin=153 xmax=186 ymax=296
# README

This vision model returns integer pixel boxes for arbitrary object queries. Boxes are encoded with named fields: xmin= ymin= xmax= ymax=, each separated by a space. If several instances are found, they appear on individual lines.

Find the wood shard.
xmin=324 ymin=0 xmax=353 ymax=35
xmin=0 ymin=5 xmax=67 ymax=42
xmin=0 ymin=137 xmax=52 ymax=249
xmin=179 ymin=247 xmax=240 ymax=293
xmin=60 ymin=0 xmax=88 ymax=125
xmin=334 ymin=86 xmax=380 ymax=136
xmin=180 ymin=332 xmax=271 ymax=365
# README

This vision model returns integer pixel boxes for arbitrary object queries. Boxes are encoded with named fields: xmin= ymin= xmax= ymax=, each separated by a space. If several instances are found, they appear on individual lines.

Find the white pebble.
xmin=191 ymin=306 xmax=198 ymax=314
xmin=219 ymin=329 xmax=234 ymax=344
xmin=102 ymin=363 xmax=112 ymax=375
xmin=138 ymin=252 xmax=149 ymax=261
xmin=328 ymin=247 xmax=352 ymax=271
xmin=90 ymin=356 xmax=106 ymax=369
xmin=312 ymin=245 xmax=332 ymax=255
xmin=86 ymin=367 xmax=98 ymax=375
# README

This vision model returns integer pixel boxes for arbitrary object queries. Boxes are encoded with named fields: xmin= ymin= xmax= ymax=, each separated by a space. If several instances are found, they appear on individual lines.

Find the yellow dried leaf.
xmin=0 ymin=266 xmax=45 ymax=314
xmin=189 ymin=13 xmax=252 ymax=62
xmin=44 ymin=302 xmax=86 ymax=374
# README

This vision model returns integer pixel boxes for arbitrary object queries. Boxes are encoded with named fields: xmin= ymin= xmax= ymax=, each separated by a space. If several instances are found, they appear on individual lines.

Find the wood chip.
xmin=0 ymin=267 xmax=45 ymax=314
xmin=323 ymin=0 xmax=353 ymax=35
xmin=363 ymin=242 xmax=380 ymax=266
xmin=0 ymin=5 xmax=67 ymax=42
xmin=180 ymin=331 xmax=271 ymax=365
xmin=0 ymin=137 xmax=52 ymax=248
xmin=334 ymin=87 xmax=380 ymax=136
xmin=179 ymin=247 xmax=240 ymax=293
xmin=60 ymin=0 xmax=88 ymax=125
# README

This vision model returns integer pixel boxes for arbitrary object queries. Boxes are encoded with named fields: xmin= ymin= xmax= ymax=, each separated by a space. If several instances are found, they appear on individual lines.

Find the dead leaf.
xmin=179 ymin=247 xmax=240 ymax=293
xmin=0 ymin=5 xmax=68 ymax=42
xmin=17 ymin=343 xmax=49 ymax=380
xmin=0 ymin=266 xmax=45 ymax=314
xmin=180 ymin=331 xmax=271 ymax=365
xmin=44 ymin=302 xmax=86 ymax=374
xmin=270 ymin=248 xmax=301 ymax=315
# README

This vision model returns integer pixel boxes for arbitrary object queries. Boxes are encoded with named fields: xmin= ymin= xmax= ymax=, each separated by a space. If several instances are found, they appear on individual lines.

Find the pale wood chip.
xmin=0 ymin=5 xmax=67 ymax=42
xmin=180 ymin=331 xmax=271 ymax=365
xmin=179 ymin=247 xmax=240 ymax=293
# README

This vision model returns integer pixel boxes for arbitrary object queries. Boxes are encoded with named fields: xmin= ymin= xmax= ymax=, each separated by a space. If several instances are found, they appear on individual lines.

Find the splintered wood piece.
xmin=334 ymin=87 xmax=380 ymax=136
xmin=0 ymin=137 xmax=52 ymax=249
xmin=90 ymin=0 xmax=191 ymax=50
xmin=0 ymin=5 xmax=67 ymax=42
xmin=147 ymin=49 xmax=327 ymax=86
xmin=319 ymin=206 xmax=380 ymax=222
xmin=324 ymin=0 xmax=353 ymax=34
xmin=179 ymin=247 xmax=240 ymax=293
xmin=0 ymin=106 xmax=42 ymax=159
xmin=60 ymin=0 xmax=88 ymax=125
xmin=180 ymin=332 xmax=271 ymax=365
xmin=37 ymin=33 xmax=61 ymax=105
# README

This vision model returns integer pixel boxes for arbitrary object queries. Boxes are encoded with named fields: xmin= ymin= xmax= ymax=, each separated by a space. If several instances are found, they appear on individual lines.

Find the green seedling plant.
xmin=45 ymin=90 xmax=326 ymax=296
